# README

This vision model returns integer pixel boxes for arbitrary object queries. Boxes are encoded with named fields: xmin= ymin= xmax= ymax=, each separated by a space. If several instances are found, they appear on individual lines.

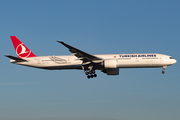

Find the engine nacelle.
xmin=102 ymin=68 xmax=119 ymax=75
xmin=103 ymin=59 xmax=117 ymax=68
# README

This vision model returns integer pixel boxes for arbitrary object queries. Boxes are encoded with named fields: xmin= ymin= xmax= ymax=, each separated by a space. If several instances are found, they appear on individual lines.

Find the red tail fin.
xmin=10 ymin=36 xmax=36 ymax=58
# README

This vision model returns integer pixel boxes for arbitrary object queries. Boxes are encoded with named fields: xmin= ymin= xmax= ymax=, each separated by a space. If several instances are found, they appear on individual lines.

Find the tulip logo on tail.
xmin=16 ymin=43 xmax=31 ymax=58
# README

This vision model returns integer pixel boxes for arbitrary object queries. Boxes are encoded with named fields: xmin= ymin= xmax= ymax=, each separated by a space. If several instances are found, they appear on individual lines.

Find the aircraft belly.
xmin=39 ymin=64 xmax=82 ymax=70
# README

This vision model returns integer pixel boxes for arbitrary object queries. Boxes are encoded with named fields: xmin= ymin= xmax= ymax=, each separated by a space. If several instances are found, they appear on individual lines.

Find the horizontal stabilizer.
xmin=5 ymin=55 xmax=27 ymax=62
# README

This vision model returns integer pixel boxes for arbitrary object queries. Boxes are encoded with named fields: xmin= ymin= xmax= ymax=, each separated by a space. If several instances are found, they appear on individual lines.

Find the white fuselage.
xmin=10 ymin=53 xmax=177 ymax=70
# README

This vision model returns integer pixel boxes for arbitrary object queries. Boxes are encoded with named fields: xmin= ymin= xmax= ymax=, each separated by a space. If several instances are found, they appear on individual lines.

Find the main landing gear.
xmin=162 ymin=66 xmax=167 ymax=74
xmin=85 ymin=70 xmax=97 ymax=79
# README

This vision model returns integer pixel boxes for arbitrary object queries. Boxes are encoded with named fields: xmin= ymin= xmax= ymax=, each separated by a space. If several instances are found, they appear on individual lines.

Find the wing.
xmin=57 ymin=41 xmax=102 ymax=63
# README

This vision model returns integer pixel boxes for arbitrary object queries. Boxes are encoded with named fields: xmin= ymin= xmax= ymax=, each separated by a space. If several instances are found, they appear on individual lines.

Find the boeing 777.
xmin=5 ymin=36 xmax=177 ymax=79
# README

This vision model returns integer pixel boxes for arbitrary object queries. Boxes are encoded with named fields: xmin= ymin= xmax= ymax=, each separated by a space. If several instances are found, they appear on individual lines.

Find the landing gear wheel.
xmin=94 ymin=74 xmax=97 ymax=77
xmin=87 ymin=75 xmax=91 ymax=79
xmin=162 ymin=71 xmax=165 ymax=74
xmin=85 ymin=72 xmax=89 ymax=75
xmin=85 ymin=70 xmax=97 ymax=79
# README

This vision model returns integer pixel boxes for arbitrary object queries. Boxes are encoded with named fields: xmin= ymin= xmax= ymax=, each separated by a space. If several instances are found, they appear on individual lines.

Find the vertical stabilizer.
xmin=10 ymin=36 xmax=36 ymax=58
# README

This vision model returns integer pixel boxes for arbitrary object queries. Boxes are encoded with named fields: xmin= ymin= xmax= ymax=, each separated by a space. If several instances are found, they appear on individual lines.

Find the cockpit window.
xmin=170 ymin=57 xmax=173 ymax=59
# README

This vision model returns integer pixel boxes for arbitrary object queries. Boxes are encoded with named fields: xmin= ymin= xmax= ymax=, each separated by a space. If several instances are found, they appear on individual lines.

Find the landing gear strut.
xmin=162 ymin=66 xmax=167 ymax=74
xmin=85 ymin=70 xmax=97 ymax=79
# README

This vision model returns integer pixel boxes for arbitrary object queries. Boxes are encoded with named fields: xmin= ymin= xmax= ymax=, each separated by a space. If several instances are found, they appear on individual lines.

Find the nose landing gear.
xmin=162 ymin=66 xmax=167 ymax=74
xmin=85 ymin=70 xmax=97 ymax=79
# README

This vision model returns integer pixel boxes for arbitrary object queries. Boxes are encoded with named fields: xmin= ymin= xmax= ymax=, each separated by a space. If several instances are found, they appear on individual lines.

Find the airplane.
xmin=5 ymin=36 xmax=177 ymax=79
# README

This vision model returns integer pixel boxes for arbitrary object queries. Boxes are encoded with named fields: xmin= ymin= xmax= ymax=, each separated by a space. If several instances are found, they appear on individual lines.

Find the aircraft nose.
xmin=173 ymin=59 xmax=177 ymax=64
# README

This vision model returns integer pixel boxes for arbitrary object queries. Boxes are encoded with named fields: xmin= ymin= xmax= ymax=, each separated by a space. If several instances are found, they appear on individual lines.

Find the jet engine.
xmin=103 ymin=59 xmax=117 ymax=68
xmin=102 ymin=68 xmax=119 ymax=75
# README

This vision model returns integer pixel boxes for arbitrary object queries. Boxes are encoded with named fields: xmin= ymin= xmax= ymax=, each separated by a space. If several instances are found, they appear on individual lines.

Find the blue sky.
xmin=0 ymin=0 xmax=180 ymax=120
